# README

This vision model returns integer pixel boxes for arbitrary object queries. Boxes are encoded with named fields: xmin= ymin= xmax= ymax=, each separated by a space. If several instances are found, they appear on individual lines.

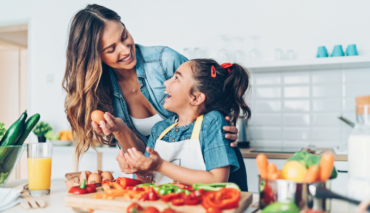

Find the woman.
xmin=62 ymin=4 xmax=248 ymax=190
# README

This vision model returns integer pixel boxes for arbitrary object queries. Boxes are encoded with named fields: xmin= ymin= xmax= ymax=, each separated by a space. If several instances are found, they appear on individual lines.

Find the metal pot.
xmin=259 ymin=177 xmax=331 ymax=212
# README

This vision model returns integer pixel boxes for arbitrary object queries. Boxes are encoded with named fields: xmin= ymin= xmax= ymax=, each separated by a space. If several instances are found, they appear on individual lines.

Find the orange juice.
xmin=27 ymin=158 xmax=52 ymax=190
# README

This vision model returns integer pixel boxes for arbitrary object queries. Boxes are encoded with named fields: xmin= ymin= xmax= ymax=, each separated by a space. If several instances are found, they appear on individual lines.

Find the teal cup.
xmin=331 ymin=45 xmax=345 ymax=57
xmin=316 ymin=46 xmax=328 ymax=58
xmin=346 ymin=44 xmax=358 ymax=56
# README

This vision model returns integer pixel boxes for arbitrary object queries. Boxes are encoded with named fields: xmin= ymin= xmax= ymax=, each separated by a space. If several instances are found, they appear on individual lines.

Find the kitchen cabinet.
xmin=244 ymin=158 xmax=349 ymax=195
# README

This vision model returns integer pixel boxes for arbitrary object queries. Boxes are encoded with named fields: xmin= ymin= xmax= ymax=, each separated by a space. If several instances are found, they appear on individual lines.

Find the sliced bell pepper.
xmin=148 ymin=187 xmax=159 ymax=201
xmin=171 ymin=198 xmax=185 ymax=206
xmin=201 ymin=188 xmax=240 ymax=210
xmin=161 ymin=193 xmax=182 ymax=202
xmin=117 ymin=177 xmax=142 ymax=187
xmin=193 ymin=183 xmax=241 ymax=191
xmin=124 ymin=186 xmax=145 ymax=191
xmin=139 ymin=193 xmax=149 ymax=202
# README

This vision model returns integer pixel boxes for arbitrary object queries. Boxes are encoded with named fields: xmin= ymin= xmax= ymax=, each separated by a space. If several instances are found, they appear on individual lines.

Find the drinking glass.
xmin=27 ymin=143 xmax=53 ymax=196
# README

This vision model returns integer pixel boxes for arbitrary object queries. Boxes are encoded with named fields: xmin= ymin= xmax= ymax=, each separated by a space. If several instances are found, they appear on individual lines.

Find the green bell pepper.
xmin=192 ymin=183 xmax=241 ymax=191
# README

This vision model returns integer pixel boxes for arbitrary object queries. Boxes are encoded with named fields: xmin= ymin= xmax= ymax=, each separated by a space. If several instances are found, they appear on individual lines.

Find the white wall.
xmin=1 ymin=0 xmax=370 ymax=142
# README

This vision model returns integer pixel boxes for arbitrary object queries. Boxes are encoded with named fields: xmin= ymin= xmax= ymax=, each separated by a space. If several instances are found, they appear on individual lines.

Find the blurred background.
xmin=0 ymin=0 xmax=369 ymax=191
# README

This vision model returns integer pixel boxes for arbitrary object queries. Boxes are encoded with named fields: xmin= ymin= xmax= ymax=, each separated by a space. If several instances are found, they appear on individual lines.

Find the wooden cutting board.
xmin=65 ymin=190 xmax=253 ymax=213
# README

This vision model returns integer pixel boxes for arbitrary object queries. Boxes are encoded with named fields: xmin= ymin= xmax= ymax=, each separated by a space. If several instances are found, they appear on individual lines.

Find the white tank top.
xmin=130 ymin=114 xmax=163 ymax=136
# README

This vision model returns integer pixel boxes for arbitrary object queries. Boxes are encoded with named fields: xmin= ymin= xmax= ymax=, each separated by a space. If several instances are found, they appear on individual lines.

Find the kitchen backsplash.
xmin=246 ymin=67 xmax=370 ymax=148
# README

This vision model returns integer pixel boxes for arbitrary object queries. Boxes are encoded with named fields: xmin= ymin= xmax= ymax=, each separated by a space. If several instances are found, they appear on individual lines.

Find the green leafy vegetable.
xmin=45 ymin=130 xmax=60 ymax=140
xmin=32 ymin=121 xmax=52 ymax=137
xmin=0 ymin=123 xmax=6 ymax=141
xmin=287 ymin=151 xmax=337 ymax=179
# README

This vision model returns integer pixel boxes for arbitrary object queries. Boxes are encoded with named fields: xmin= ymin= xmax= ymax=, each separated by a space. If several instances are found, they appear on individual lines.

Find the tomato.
xmin=161 ymin=209 xmax=177 ymax=213
xmin=206 ymin=207 xmax=222 ymax=213
xmin=127 ymin=202 xmax=143 ymax=213
xmin=171 ymin=198 xmax=185 ymax=206
xmin=143 ymin=206 xmax=160 ymax=213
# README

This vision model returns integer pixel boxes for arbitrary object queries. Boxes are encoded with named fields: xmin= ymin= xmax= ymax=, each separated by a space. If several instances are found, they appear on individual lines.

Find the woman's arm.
xmin=92 ymin=112 xmax=145 ymax=153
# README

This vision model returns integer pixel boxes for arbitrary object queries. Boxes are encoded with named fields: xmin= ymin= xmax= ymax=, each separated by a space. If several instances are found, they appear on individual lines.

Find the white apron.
xmin=153 ymin=115 xmax=206 ymax=184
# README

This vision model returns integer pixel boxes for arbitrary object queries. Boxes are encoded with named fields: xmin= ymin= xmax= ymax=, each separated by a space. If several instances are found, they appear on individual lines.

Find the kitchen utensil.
xmin=27 ymin=143 xmax=53 ymax=196
xmin=331 ymin=45 xmax=345 ymax=57
xmin=259 ymin=177 xmax=331 ymax=212
xmin=346 ymin=44 xmax=358 ymax=56
xmin=338 ymin=115 xmax=355 ymax=128
xmin=66 ymin=190 xmax=253 ymax=213
xmin=20 ymin=199 xmax=46 ymax=209
xmin=309 ymin=185 xmax=370 ymax=211
xmin=316 ymin=46 xmax=329 ymax=58
xmin=0 ymin=145 xmax=27 ymax=187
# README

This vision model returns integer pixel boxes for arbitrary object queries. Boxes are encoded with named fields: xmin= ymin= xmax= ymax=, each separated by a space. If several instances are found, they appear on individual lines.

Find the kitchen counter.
xmin=240 ymin=147 xmax=348 ymax=161
xmin=4 ymin=180 xmax=352 ymax=213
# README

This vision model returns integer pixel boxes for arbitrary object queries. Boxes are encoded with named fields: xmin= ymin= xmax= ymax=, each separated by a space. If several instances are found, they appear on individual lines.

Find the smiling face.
xmin=163 ymin=61 xmax=199 ymax=114
xmin=100 ymin=20 xmax=136 ymax=70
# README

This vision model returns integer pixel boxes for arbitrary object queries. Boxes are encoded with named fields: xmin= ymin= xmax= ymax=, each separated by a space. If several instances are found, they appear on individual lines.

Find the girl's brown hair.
xmin=190 ymin=59 xmax=251 ymax=126
xmin=62 ymin=4 xmax=122 ymax=158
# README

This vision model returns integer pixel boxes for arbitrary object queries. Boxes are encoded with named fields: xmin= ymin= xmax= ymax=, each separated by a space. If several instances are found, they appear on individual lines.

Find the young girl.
xmin=116 ymin=59 xmax=251 ymax=188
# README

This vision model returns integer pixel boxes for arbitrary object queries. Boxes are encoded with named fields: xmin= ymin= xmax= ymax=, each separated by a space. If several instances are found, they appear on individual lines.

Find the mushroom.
xmin=101 ymin=171 xmax=114 ymax=181
xmin=87 ymin=173 xmax=102 ymax=184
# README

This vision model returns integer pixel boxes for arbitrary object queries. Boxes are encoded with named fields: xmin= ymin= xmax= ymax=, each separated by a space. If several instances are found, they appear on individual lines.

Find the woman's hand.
xmin=223 ymin=116 xmax=239 ymax=147
xmin=91 ymin=112 xmax=126 ymax=136
xmin=116 ymin=150 xmax=139 ymax=174
xmin=124 ymin=147 xmax=163 ymax=172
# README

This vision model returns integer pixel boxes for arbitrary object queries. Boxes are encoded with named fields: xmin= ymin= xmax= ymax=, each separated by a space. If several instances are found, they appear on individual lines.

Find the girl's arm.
xmin=157 ymin=161 xmax=230 ymax=185
xmin=92 ymin=112 xmax=146 ymax=153
xmin=124 ymin=147 xmax=230 ymax=185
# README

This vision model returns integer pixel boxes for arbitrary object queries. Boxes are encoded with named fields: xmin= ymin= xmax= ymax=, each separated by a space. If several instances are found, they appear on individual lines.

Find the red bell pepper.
xmin=68 ymin=179 xmax=97 ymax=195
xmin=124 ymin=186 xmax=145 ymax=192
xmin=161 ymin=193 xmax=182 ymax=202
xmin=171 ymin=198 xmax=185 ymax=206
xmin=148 ymin=187 xmax=159 ymax=201
xmin=201 ymin=188 xmax=240 ymax=210
xmin=117 ymin=177 xmax=142 ymax=187
xmin=184 ymin=197 xmax=201 ymax=205
xmin=139 ymin=193 xmax=149 ymax=202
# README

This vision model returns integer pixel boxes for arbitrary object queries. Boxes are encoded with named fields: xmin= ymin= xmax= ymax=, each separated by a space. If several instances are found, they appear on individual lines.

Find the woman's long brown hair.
xmin=62 ymin=4 xmax=122 ymax=159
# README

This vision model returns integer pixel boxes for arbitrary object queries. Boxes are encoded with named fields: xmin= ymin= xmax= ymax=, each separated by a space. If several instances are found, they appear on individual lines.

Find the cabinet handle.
xmin=337 ymin=170 xmax=348 ymax=173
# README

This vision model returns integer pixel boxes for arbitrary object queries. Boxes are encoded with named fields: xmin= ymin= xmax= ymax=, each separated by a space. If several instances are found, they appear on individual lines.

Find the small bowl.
xmin=50 ymin=140 xmax=72 ymax=146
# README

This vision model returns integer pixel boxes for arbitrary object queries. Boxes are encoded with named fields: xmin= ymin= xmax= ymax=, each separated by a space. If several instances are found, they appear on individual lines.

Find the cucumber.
xmin=0 ymin=110 xmax=27 ymax=147
xmin=16 ymin=114 xmax=40 ymax=145
xmin=0 ymin=111 xmax=27 ymax=164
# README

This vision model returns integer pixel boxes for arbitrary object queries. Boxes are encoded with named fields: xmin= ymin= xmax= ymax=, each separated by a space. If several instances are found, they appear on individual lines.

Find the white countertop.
xmin=4 ymin=179 xmax=352 ymax=213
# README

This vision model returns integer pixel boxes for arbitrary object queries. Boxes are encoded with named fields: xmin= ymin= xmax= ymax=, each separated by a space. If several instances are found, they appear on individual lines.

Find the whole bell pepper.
xmin=69 ymin=179 xmax=97 ymax=195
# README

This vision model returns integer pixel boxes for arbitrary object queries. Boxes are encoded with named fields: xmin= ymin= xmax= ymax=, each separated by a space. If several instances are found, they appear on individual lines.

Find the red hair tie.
xmin=221 ymin=63 xmax=233 ymax=74
xmin=211 ymin=66 xmax=217 ymax=78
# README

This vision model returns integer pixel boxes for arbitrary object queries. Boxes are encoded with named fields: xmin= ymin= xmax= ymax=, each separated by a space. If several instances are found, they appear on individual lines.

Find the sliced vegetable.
xmin=148 ymin=187 xmax=159 ymax=201
xmin=161 ymin=193 xmax=182 ymax=202
xmin=201 ymin=188 xmax=240 ymax=210
xmin=319 ymin=153 xmax=334 ymax=181
xmin=171 ymin=198 xmax=185 ymax=206
xmin=139 ymin=193 xmax=149 ymax=202
xmin=193 ymin=183 xmax=240 ymax=191
xmin=256 ymin=154 xmax=268 ymax=179
xmin=117 ymin=177 xmax=142 ymax=187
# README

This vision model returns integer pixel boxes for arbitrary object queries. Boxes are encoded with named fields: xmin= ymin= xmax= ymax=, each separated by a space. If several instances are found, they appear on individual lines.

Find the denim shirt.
xmin=110 ymin=44 xmax=188 ymax=145
xmin=144 ymin=111 xmax=240 ymax=173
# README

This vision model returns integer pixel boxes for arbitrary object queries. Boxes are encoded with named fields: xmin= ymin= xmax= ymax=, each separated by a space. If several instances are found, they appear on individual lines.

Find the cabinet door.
xmin=331 ymin=161 xmax=349 ymax=195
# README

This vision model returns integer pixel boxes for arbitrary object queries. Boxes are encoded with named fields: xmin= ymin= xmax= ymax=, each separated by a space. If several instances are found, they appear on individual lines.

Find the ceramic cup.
xmin=316 ymin=46 xmax=328 ymax=58
xmin=331 ymin=45 xmax=345 ymax=57
xmin=346 ymin=44 xmax=358 ymax=56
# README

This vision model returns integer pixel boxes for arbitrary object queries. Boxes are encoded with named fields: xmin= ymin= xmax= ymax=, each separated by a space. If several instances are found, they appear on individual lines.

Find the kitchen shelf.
xmin=247 ymin=55 xmax=370 ymax=72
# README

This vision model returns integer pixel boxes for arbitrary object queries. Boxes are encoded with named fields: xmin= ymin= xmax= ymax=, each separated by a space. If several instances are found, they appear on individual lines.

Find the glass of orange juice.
xmin=27 ymin=143 xmax=53 ymax=196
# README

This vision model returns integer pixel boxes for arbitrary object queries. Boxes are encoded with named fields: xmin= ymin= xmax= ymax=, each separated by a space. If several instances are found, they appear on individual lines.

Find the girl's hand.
xmin=223 ymin=116 xmax=239 ymax=147
xmin=116 ymin=150 xmax=138 ymax=174
xmin=124 ymin=147 xmax=163 ymax=172
xmin=92 ymin=112 xmax=126 ymax=136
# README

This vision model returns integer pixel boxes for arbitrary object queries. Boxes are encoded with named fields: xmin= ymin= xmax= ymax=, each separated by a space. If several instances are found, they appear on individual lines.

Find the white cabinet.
xmin=244 ymin=158 xmax=349 ymax=195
